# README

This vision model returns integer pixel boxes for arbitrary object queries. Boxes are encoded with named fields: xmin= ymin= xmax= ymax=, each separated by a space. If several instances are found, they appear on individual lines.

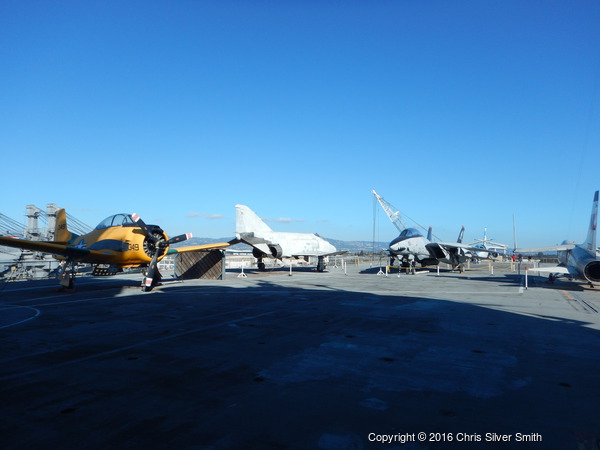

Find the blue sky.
xmin=1 ymin=0 xmax=599 ymax=247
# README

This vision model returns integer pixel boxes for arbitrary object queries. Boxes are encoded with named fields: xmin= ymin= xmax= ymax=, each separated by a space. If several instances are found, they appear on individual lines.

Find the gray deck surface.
xmin=1 ymin=262 xmax=599 ymax=449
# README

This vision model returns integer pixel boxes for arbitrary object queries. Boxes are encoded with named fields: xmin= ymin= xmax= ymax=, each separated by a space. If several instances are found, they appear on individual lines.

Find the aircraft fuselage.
xmin=64 ymin=225 xmax=161 ymax=266
xmin=254 ymin=231 xmax=336 ymax=258
xmin=389 ymin=235 xmax=430 ymax=261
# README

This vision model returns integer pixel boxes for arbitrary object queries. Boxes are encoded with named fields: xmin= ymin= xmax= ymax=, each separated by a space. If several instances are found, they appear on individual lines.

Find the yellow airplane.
xmin=0 ymin=209 xmax=229 ymax=291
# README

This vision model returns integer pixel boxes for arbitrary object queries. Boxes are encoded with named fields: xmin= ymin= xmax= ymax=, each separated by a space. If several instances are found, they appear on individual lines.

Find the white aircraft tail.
xmin=582 ymin=190 xmax=598 ymax=254
xmin=235 ymin=205 xmax=273 ymax=236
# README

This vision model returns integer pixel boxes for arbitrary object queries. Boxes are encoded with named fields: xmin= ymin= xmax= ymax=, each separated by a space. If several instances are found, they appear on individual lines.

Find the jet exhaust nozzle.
xmin=583 ymin=260 xmax=600 ymax=283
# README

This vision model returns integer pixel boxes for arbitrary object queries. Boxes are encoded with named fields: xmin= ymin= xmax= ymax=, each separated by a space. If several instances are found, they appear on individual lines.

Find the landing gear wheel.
xmin=142 ymin=277 xmax=153 ymax=292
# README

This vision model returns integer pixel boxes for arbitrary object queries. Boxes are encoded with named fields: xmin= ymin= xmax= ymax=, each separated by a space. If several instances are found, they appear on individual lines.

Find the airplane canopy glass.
xmin=95 ymin=214 xmax=136 ymax=230
xmin=399 ymin=228 xmax=422 ymax=238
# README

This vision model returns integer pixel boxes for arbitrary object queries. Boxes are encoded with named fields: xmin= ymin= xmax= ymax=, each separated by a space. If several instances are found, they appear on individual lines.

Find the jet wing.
xmin=438 ymin=242 xmax=490 ymax=252
xmin=166 ymin=242 xmax=230 ymax=254
xmin=0 ymin=236 xmax=102 ymax=259
xmin=291 ymin=250 xmax=347 ymax=258
xmin=231 ymin=235 xmax=271 ymax=254
xmin=514 ymin=244 xmax=576 ymax=253
xmin=525 ymin=265 xmax=570 ymax=275
xmin=425 ymin=241 xmax=481 ymax=257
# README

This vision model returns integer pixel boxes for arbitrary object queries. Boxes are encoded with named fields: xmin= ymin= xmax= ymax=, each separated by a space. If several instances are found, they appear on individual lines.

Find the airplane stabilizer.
xmin=54 ymin=208 xmax=77 ymax=243
xmin=235 ymin=204 xmax=273 ymax=237
xmin=457 ymin=226 xmax=465 ymax=244
xmin=582 ymin=190 xmax=598 ymax=255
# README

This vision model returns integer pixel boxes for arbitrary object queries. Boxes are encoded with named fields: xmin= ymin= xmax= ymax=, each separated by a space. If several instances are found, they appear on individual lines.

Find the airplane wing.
xmin=433 ymin=242 xmax=457 ymax=251
xmin=0 ymin=236 xmax=104 ymax=260
xmin=230 ymin=235 xmax=271 ymax=254
xmin=426 ymin=241 xmax=483 ymax=256
xmin=291 ymin=250 xmax=347 ymax=258
xmin=1 ymin=236 xmax=229 ymax=259
xmin=166 ymin=242 xmax=230 ymax=254
xmin=525 ymin=265 xmax=570 ymax=275
xmin=514 ymin=244 xmax=576 ymax=253
xmin=438 ymin=242 xmax=495 ymax=252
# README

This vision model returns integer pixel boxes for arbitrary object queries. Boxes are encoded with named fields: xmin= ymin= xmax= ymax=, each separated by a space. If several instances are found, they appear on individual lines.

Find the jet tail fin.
xmin=235 ymin=205 xmax=273 ymax=237
xmin=457 ymin=226 xmax=465 ymax=243
xmin=54 ymin=208 xmax=76 ymax=243
xmin=582 ymin=190 xmax=598 ymax=255
xmin=427 ymin=226 xmax=432 ymax=241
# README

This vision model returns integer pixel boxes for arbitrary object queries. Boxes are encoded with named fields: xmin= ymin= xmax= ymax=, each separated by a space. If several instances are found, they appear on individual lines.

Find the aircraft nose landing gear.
xmin=56 ymin=260 xmax=76 ymax=291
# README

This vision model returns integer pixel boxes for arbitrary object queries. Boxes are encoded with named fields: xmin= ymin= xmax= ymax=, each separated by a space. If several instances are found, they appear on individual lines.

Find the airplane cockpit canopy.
xmin=399 ymin=227 xmax=422 ymax=238
xmin=95 ymin=213 xmax=136 ymax=230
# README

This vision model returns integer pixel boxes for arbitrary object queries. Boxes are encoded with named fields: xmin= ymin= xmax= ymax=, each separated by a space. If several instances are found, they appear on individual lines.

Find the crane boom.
xmin=372 ymin=189 xmax=406 ymax=233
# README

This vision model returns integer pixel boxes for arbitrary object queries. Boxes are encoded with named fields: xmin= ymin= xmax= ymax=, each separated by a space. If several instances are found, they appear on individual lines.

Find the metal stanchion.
xmin=238 ymin=262 xmax=247 ymax=278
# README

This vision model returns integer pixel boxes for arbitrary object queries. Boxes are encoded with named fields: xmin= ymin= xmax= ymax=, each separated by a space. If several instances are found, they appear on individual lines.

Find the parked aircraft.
xmin=231 ymin=204 xmax=342 ymax=271
xmin=0 ymin=209 xmax=229 ymax=291
xmin=515 ymin=190 xmax=600 ymax=288
xmin=373 ymin=189 xmax=491 ymax=270
xmin=389 ymin=225 xmax=482 ymax=270
xmin=470 ymin=228 xmax=505 ymax=259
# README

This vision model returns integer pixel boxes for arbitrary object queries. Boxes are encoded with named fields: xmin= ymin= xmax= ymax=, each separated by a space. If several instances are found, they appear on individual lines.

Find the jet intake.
xmin=252 ymin=248 xmax=266 ymax=259
xmin=583 ymin=260 xmax=600 ymax=283
xmin=269 ymin=244 xmax=283 ymax=258
xmin=426 ymin=243 xmax=447 ymax=259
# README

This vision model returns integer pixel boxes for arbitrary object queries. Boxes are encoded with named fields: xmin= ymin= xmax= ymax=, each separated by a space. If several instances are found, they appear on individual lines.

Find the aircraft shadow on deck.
xmin=445 ymin=271 xmax=592 ymax=292
xmin=1 ymin=276 xmax=599 ymax=449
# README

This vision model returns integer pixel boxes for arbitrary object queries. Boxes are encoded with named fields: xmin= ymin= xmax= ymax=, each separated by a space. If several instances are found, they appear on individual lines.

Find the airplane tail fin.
xmin=427 ymin=226 xmax=432 ymax=241
xmin=457 ymin=226 xmax=465 ymax=243
xmin=582 ymin=190 xmax=598 ymax=254
xmin=54 ymin=208 xmax=75 ymax=243
xmin=235 ymin=205 xmax=273 ymax=237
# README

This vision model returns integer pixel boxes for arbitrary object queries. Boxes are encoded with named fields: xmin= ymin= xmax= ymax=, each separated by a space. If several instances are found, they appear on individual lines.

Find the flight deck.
xmin=1 ymin=262 xmax=599 ymax=449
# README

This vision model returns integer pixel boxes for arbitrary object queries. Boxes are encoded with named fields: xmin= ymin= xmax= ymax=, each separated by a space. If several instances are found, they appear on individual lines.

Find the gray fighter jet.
xmin=516 ymin=190 xmax=600 ymax=287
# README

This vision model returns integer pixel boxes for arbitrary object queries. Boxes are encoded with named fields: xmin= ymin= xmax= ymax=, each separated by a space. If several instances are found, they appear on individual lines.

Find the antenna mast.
xmin=513 ymin=214 xmax=518 ymax=251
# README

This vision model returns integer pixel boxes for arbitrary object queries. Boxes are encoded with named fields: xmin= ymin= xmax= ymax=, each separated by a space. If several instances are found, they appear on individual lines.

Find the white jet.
xmin=470 ymin=228 xmax=506 ymax=259
xmin=515 ymin=190 xmax=600 ymax=287
xmin=233 ymin=205 xmax=342 ymax=272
